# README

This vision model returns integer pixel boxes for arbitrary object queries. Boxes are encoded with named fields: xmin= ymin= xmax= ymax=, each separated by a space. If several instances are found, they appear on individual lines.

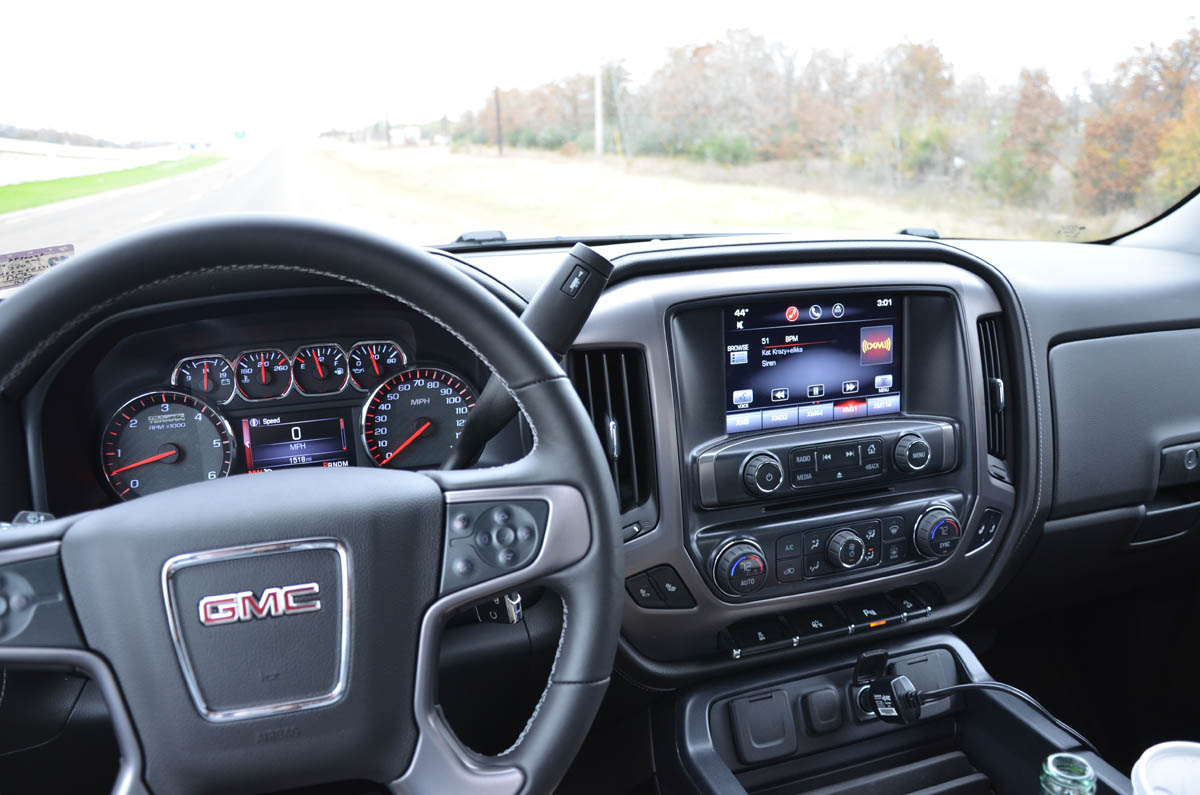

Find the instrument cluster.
xmin=100 ymin=338 xmax=479 ymax=500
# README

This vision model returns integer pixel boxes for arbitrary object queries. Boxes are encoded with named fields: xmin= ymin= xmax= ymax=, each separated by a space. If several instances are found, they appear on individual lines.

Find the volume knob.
xmin=742 ymin=453 xmax=784 ymax=496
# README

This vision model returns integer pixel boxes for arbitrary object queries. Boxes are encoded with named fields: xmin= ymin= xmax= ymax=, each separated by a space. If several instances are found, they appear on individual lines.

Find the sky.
xmin=2 ymin=1 xmax=1197 ymax=144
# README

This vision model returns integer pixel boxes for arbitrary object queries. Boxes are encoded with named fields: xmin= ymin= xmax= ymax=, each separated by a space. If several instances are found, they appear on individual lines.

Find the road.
xmin=0 ymin=144 xmax=411 ymax=256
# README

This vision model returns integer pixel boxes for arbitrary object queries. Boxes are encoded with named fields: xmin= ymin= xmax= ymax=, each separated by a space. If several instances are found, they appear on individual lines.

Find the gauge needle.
xmin=260 ymin=356 xmax=267 ymax=384
xmin=203 ymin=361 xmax=209 ymax=392
xmin=109 ymin=447 xmax=179 ymax=475
xmin=378 ymin=420 xmax=432 ymax=468
xmin=314 ymin=354 xmax=325 ymax=379
xmin=369 ymin=348 xmax=381 ymax=376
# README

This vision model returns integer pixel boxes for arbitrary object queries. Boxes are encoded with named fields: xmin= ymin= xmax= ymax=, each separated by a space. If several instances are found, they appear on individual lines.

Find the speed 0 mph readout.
xmin=362 ymin=367 xmax=477 ymax=468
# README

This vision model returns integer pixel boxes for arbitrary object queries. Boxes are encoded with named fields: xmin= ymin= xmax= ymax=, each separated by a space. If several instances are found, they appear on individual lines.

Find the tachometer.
xmin=362 ymin=367 xmax=477 ymax=468
xmin=100 ymin=391 xmax=234 ymax=499
xmin=172 ymin=355 xmax=235 ymax=404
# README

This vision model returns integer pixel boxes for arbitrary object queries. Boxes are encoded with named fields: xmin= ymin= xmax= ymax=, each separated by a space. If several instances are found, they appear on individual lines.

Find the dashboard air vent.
xmin=977 ymin=317 xmax=1009 ymax=462
xmin=567 ymin=349 xmax=658 ymax=533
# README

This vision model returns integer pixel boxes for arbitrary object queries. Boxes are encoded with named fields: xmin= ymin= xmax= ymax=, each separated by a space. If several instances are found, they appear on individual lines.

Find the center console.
xmin=576 ymin=257 xmax=1019 ymax=667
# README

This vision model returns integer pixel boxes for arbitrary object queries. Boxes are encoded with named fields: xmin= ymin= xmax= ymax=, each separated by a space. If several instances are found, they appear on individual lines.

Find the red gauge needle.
xmin=110 ymin=447 xmax=179 ymax=475
xmin=260 ymin=356 xmax=267 ymax=384
xmin=377 ymin=420 xmax=431 ymax=468
xmin=314 ymin=354 xmax=325 ymax=379
xmin=369 ymin=348 xmax=381 ymax=376
xmin=203 ymin=361 xmax=209 ymax=392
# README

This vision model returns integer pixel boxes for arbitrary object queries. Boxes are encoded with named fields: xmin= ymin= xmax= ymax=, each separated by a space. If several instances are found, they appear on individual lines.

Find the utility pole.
xmin=494 ymin=86 xmax=503 ymax=157
xmin=594 ymin=67 xmax=603 ymax=158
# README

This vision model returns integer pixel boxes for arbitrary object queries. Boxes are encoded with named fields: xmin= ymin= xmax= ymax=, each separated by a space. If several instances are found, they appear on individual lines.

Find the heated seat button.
xmin=647 ymin=566 xmax=695 ymax=609
xmin=625 ymin=574 xmax=665 ymax=608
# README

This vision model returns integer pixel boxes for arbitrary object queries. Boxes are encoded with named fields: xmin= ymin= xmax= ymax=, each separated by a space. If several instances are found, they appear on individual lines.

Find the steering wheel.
xmin=0 ymin=217 xmax=622 ymax=795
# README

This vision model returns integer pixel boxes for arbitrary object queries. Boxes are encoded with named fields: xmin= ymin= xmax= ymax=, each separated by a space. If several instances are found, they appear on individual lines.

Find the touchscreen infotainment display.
xmin=724 ymin=292 xmax=901 ymax=433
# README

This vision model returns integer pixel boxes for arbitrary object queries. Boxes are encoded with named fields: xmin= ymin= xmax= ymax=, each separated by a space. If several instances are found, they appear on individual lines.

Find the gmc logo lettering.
xmin=198 ymin=583 xmax=321 ymax=626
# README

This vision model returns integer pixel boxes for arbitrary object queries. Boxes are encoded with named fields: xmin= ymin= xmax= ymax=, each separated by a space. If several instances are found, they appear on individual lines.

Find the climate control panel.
xmin=697 ymin=418 xmax=957 ymax=507
xmin=698 ymin=494 xmax=965 ymax=602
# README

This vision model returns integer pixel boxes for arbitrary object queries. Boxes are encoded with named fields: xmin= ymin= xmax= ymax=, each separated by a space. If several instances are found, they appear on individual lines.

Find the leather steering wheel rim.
xmin=0 ymin=216 xmax=622 ymax=795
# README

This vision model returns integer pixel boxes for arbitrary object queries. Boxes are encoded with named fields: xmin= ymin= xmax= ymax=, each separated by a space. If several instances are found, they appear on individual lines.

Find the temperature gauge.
xmin=235 ymin=348 xmax=293 ymax=400
xmin=172 ymin=356 xmax=235 ymax=404
xmin=348 ymin=340 xmax=406 ymax=391
xmin=293 ymin=344 xmax=349 ymax=395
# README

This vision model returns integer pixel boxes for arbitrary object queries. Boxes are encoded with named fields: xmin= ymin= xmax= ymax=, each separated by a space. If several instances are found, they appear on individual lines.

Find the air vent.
xmin=567 ymin=349 xmax=658 ymax=534
xmin=977 ymin=317 xmax=1009 ymax=462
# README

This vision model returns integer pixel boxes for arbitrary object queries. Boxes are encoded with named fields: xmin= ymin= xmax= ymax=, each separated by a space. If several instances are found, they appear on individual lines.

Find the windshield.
xmin=3 ymin=2 xmax=1199 ymax=253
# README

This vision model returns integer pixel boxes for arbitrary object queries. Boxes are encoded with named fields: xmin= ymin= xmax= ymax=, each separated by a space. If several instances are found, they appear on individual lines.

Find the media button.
xmin=874 ymin=374 xmax=894 ymax=390
xmin=761 ymin=406 xmax=799 ymax=430
xmin=797 ymin=403 xmax=834 ymax=425
xmin=806 ymin=384 xmax=825 ymax=398
xmin=732 ymin=388 xmax=754 ymax=405
xmin=832 ymin=302 xmax=845 ymax=318
xmin=833 ymin=399 xmax=868 ymax=421
xmin=770 ymin=387 xmax=790 ymax=402
xmin=726 ymin=411 xmax=762 ymax=434
xmin=867 ymin=394 xmax=900 ymax=416
xmin=842 ymin=379 xmax=859 ymax=394
xmin=790 ymin=470 xmax=817 ymax=487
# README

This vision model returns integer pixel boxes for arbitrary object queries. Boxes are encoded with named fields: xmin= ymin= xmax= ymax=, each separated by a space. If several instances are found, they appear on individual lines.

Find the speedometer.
xmin=361 ymin=367 xmax=477 ymax=469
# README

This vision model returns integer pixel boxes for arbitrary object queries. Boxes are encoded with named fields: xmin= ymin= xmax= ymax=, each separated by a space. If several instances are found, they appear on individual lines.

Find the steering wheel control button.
xmin=894 ymin=434 xmax=932 ymax=473
xmin=827 ymin=529 xmax=865 ymax=569
xmin=626 ymin=574 xmax=666 ymax=609
xmin=714 ymin=540 xmax=768 ymax=595
xmin=440 ymin=499 xmax=549 ymax=595
xmin=0 ymin=555 xmax=78 ymax=646
xmin=914 ymin=506 xmax=962 ymax=558
xmin=646 ymin=566 xmax=696 ymax=609
xmin=742 ymin=453 xmax=784 ymax=496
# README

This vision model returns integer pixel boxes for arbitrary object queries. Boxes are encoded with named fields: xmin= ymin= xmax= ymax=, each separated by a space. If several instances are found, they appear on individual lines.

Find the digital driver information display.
xmin=241 ymin=409 xmax=355 ymax=471
xmin=724 ymin=293 xmax=901 ymax=433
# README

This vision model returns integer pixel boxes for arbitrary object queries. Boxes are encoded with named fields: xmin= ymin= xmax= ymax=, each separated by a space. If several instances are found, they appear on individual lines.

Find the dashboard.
xmin=15 ymin=228 xmax=1200 ymax=687
xmin=28 ymin=287 xmax=518 ymax=515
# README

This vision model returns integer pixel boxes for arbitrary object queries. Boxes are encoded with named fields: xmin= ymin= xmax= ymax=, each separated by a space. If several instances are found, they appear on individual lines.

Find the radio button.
xmin=789 ymin=448 xmax=817 ymax=471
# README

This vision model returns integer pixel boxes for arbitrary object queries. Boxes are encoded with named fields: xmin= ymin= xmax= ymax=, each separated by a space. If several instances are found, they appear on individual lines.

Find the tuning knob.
xmin=742 ymin=453 xmax=784 ymax=496
xmin=713 ymin=540 xmax=768 ymax=595
xmin=914 ymin=506 xmax=961 ymax=558
xmin=894 ymin=434 xmax=932 ymax=473
xmin=826 ymin=529 xmax=866 ymax=569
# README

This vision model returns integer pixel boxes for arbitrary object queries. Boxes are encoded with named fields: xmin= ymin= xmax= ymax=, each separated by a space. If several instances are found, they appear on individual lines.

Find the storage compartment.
xmin=658 ymin=633 xmax=1132 ymax=795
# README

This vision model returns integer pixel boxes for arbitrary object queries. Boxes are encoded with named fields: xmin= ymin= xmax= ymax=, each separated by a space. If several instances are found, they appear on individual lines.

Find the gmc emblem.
xmin=198 ymin=582 xmax=321 ymax=626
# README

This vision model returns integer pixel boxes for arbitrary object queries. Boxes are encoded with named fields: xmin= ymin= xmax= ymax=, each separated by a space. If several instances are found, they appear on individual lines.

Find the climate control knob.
xmin=713 ymin=540 xmax=768 ymax=595
xmin=827 ymin=529 xmax=866 ymax=569
xmin=894 ymin=434 xmax=932 ymax=473
xmin=742 ymin=453 xmax=784 ymax=496
xmin=914 ymin=506 xmax=961 ymax=558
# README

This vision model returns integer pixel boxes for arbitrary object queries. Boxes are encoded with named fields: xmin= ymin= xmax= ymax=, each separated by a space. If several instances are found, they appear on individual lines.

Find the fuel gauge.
xmin=172 ymin=356 xmax=235 ymax=404
xmin=293 ymin=344 xmax=349 ymax=395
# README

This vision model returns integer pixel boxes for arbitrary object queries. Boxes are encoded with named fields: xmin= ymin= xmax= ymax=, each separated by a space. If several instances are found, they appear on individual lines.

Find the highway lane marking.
xmin=138 ymin=210 xmax=165 ymax=223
